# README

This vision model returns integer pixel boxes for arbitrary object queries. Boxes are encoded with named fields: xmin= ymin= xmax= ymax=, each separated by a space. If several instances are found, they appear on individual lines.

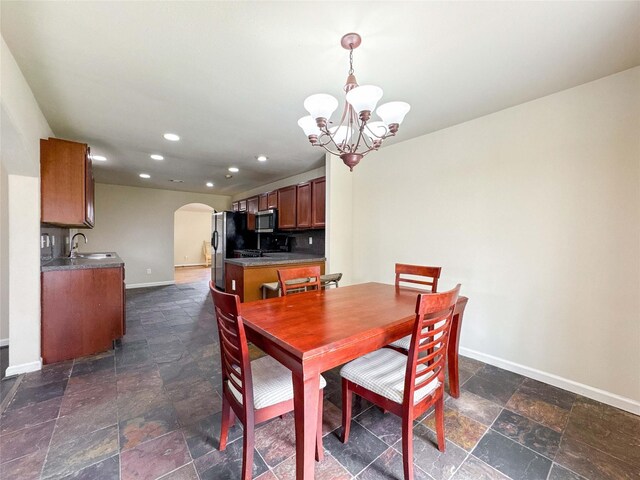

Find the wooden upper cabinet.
xmin=238 ymin=199 xmax=247 ymax=212
xmin=246 ymin=196 xmax=259 ymax=230
xmin=311 ymin=177 xmax=326 ymax=228
xmin=267 ymin=191 xmax=278 ymax=209
xmin=258 ymin=194 xmax=268 ymax=212
xmin=277 ymin=185 xmax=297 ymax=229
xmin=41 ymin=137 xmax=95 ymax=228
xmin=232 ymin=202 xmax=239 ymax=211
xmin=296 ymin=182 xmax=312 ymax=229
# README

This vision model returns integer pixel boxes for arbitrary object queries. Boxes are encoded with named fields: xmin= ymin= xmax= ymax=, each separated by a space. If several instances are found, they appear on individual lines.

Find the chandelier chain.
xmin=348 ymin=45 xmax=354 ymax=75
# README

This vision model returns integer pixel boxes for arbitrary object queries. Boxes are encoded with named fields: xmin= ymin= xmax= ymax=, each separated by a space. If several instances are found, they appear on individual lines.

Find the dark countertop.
xmin=225 ymin=253 xmax=325 ymax=267
xmin=41 ymin=252 xmax=124 ymax=272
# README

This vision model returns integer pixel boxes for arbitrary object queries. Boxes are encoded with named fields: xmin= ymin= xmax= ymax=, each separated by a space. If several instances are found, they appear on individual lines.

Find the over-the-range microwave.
xmin=255 ymin=209 xmax=277 ymax=233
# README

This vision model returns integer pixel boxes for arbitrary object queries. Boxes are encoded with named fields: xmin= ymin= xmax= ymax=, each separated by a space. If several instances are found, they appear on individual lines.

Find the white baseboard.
xmin=174 ymin=263 xmax=207 ymax=268
xmin=459 ymin=347 xmax=640 ymax=416
xmin=5 ymin=359 xmax=42 ymax=377
xmin=126 ymin=280 xmax=176 ymax=290
xmin=0 ymin=338 xmax=8 ymax=347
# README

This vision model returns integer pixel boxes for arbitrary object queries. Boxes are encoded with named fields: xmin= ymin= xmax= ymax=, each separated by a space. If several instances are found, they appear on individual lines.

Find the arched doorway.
xmin=173 ymin=203 xmax=214 ymax=285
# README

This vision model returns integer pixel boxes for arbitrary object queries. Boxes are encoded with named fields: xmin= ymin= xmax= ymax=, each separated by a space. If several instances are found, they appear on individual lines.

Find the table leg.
xmin=448 ymin=296 xmax=468 ymax=398
xmin=292 ymin=371 xmax=320 ymax=480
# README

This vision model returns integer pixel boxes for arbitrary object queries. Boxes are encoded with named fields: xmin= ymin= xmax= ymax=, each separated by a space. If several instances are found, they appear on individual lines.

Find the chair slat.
xmin=278 ymin=266 xmax=322 ymax=296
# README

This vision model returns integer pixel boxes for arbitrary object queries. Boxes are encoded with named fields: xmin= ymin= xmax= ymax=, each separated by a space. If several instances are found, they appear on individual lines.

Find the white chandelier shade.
xmin=303 ymin=94 xmax=339 ymax=122
xmin=297 ymin=116 xmax=321 ymax=137
xmin=345 ymin=85 xmax=384 ymax=116
xmin=376 ymin=101 xmax=411 ymax=127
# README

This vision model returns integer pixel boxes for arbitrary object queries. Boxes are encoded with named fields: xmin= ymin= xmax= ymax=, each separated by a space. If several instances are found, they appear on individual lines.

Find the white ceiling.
xmin=2 ymin=2 xmax=639 ymax=196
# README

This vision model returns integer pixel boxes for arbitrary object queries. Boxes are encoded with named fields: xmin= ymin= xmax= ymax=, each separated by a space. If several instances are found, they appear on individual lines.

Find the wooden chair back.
xmin=404 ymin=284 xmax=460 ymax=407
xmin=395 ymin=263 xmax=441 ymax=292
xmin=277 ymin=266 xmax=321 ymax=296
xmin=210 ymin=282 xmax=254 ymax=410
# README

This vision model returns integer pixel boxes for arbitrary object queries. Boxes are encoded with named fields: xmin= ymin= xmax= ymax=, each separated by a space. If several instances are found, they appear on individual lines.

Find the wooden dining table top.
xmin=240 ymin=282 xmax=431 ymax=362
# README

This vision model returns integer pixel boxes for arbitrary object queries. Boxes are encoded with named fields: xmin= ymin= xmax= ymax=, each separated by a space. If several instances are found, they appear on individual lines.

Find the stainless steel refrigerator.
xmin=211 ymin=211 xmax=256 ymax=290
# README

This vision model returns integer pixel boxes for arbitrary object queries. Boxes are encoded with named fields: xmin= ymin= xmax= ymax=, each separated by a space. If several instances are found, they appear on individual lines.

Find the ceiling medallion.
xmin=298 ymin=33 xmax=410 ymax=171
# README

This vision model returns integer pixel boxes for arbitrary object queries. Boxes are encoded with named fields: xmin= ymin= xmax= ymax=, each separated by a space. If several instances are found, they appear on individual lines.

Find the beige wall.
xmin=0 ymin=163 xmax=8 ymax=345
xmin=78 ymin=183 xmax=229 ymax=286
xmin=174 ymin=208 xmax=213 ymax=266
xmin=1 ymin=36 xmax=53 ymax=373
xmin=330 ymin=67 xmax=640 ymax=412
xmin=231 ymin=166 xmax=325 ymax=202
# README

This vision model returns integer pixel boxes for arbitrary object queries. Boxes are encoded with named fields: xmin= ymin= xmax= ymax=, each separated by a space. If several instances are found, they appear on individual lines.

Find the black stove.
xmin=236 ymin=249 xmax=281 ymax=258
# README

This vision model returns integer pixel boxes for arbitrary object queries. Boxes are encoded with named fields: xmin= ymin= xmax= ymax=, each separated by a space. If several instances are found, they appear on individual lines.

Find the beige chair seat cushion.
xmin=388 ymin=335 xmax=412 ymax=350
xmin=340 ymin=348 xmax=439 ymax=405
xmin=229 ymin=355 xmax=326 ymax=409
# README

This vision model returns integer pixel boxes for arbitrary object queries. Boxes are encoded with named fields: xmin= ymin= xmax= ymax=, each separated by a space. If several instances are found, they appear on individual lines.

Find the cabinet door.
xmin=247 ymin=196 xmax=259 ymax=230
xmin=278 ymin=186 xmax=297 ymax=229
xmin=258 ymin=194 xmax=268 ymax=211
xmin=296 ymin=182 xmax=312 ymax=229
xmin=311 ymin=177 xmax=326 ymax=228
xmin=267 ymin=191 xmax=278 ymax=209
xmin=239 ymin=199 xmax=247 ymax=212
xmin=232 ymin=202 xmax=239 ymax=211
xmin=41 ymin=138 xmax=92 ymax=227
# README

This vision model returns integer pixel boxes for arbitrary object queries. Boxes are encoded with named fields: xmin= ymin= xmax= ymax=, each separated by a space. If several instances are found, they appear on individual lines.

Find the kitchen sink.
xmin=73 ymin=253 xmax=115 ymax=259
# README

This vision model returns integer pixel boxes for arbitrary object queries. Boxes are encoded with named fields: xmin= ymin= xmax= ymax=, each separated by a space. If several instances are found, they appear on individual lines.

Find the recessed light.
xmin=163 ymin=133 xmax=180 ymax=141
xmin=206 ymin=182 xmax=214 ymax=188
xmin=256 ymin=155 xmax=267 ymax=162
xmin=225 ymin=174 xmax=233 ymax=179
xmin=170 ymin=179 xmax=184 ymax=183
xmin=150 ymin=154 xmax=164 ymax=160
xmin=139 ymin=173 xmax=151 ymax=179
xmin=92 ymin=155 xmax=107 ymax=161
xmin=228 ymin=167 xmax=239 ymax=173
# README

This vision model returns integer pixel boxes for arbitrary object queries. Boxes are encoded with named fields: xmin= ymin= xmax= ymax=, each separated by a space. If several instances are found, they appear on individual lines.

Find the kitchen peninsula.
xmin=225 ymin=253 xmax=325 ymax=302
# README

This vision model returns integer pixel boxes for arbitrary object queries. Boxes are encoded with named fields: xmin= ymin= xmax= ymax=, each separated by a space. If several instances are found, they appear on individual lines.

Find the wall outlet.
xmin=65 ymin=237 xmax=69 ymax=245
xmin=184 ymin=255 xmax=188 ymax=260
xmin=146 ymin=268 xmax=152 ymax=275
xmin=231 ymin=280 xmax=236 ymax=291
xmin=51 ymin=236 xmax=55 ymax=246
xmin=309 ymin=237 xmax=313 ymax=245
xmin=40 ymin=235 xmax=46 ymax=248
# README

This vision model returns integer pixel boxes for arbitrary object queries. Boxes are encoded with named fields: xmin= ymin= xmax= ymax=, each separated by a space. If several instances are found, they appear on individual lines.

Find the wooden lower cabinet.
xmin=225 ymin=261 xmax=325 ymax=303
xmin=41 ymin=267 xmax=125 ymax=364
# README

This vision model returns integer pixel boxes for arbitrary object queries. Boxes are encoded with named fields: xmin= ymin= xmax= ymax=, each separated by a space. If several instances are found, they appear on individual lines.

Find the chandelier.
xmin=298 ymin=33 xmax=410 ymax=171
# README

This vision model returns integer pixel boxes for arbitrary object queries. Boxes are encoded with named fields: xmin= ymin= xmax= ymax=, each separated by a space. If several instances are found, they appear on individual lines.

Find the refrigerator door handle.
xmin=213 ymin=230 xmax=219 ymax=251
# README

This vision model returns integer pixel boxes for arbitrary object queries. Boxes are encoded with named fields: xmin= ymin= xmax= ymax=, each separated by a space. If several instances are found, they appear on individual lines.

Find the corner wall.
xmin=174 ymin=209 xmax=213 ymax=267
xmin=77 ymin=183 xmax=230 ymax=287
xmin=330 ymin=67 xmax=640 ymax=412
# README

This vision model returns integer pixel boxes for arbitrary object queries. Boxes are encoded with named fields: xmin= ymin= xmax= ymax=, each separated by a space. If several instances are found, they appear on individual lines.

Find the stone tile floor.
xmin=1 ymin=280 xmax=639 ymax=479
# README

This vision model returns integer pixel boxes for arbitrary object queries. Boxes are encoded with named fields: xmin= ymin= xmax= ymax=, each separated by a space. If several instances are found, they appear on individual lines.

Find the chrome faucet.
xmin=69 ymin=233 xmax=88 ymax=257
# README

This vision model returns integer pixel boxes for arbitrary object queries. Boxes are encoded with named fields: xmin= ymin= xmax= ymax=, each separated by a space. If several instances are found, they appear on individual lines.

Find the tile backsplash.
xmin=287 ymin=230 xmax=325 ymax=256
xmin=40 ymin=226 xmax=69 ymax=261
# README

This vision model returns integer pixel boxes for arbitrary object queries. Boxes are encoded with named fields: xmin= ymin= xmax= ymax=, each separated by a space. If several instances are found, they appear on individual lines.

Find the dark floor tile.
xmin=116 ymin=363 xmax=164 ymax=394
xmin=445 ymin=389 xmax=502 ymax=426
xmin=21 ymin=361 xmax=73 ymax=388
xmin=65 ymin=368 xmax=116 ymax=395
xmin=422 ymin=406 xmax=488 ymax=451
xmin=158 ymin=462 xmax=199 ymax=479
xmin=120 ymin=430 xmax=191 ymax=480
xmin=51 ymin=399 xmax=117 ymax=446
xmin=43 ymin=424 xmax=119 ymax=479
xmin=451 ymin=455 xmax=509 ymax=479
xmin=254 ymin=413 xmax=298 ymax=467
xmin=564 ymin=396 xmax=640 ymax=467
xmin=0 ymin=448 xmax=47 ymax=480
xmin=119 ymin=403 xmax=180 ymax=450
xmin=59 ymin=454 xmax=120 ymax=479
xmin=555 ymin=434 xmax=639 ymax=480
xmin=0 ymin=395 xmax=61 ymax=435
xmin=458 ymin=355 xmax=484 ymax=374
xmin=324 ymin=421 xmax=388 ymax=476
xmin=71 ymin=355 xmax=115 ymax=377
xmin=0 ymin=376 xmax=18 ymax=406
xmin=492 ymin=409 xmax=561 ymax=458
xmin=506 ymin=391 xmax=570 ymax=433
xmin=0 ymin=418 xmax=55 ymax=463
xmin=194 ymin=438 xmax=268 ymax=480
xmin=183 ymin=411 xmax=243 ymax=459
xmin=117 ymin=387 xmax=172 ymax=422
xmin=548 ymin=463 xmax=586 ymax=480
xmin=472 ymin=429 xmax=552 ymax=480
xmin=517 ymin=378 xmax=576 ymax=410
xmin=327 ymin=389 xmax=373 ymax=416
xmin=273 ymin=452 xmax=352 ymax=480
xmin=172 ymin=389 xmax=222 ymax=426
xmin=462 ymin=374 xmax=518 ymax=406
xmin=395 ymin=423 xmax=467 ymax=480
xmin=322 ymin=399 xmax=343 ymax=436
xmin=355 ymin=405 xmax=404 ymax=446
xmin=7 ymin=379 xmax=67 ymax=411
xmin=357 ymin=447 xmax=431 ymax=480
xmin=475 ymin=364 xmax=525 ymax=387
xmin=165 ymin=377 xmax=215 ymax=403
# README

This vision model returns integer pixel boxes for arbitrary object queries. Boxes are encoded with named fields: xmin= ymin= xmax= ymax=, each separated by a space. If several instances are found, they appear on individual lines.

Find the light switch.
xmin=232 ymin=280 xmax=236 ymax=291
xmin=309 ymin=237 xmax=313 ymax=245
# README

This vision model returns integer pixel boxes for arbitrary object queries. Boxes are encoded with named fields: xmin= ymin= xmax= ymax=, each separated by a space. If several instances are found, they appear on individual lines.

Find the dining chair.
xmin=388 ymin=263 xmax=442 ymax=351
xmin=210 ymin=283 xmax=326 ymax=479
xmin=277 ymin=265 xmax=321 ymax=296
xmin=340 ymin=285 xmax=461 ymax=480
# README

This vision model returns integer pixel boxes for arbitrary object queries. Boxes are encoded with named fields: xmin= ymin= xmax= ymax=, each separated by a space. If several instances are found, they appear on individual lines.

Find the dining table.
xmin=240 ymin=281 xmax=469 ymax=480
